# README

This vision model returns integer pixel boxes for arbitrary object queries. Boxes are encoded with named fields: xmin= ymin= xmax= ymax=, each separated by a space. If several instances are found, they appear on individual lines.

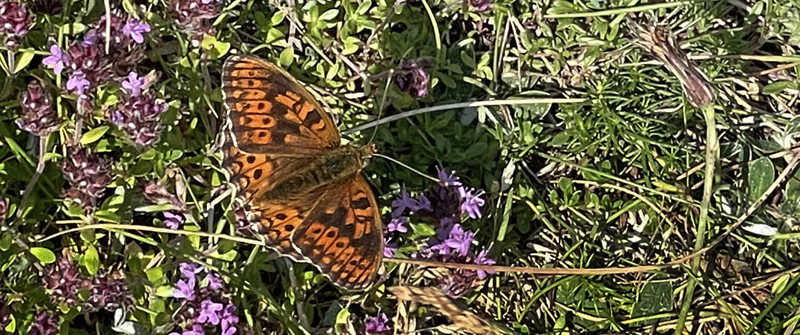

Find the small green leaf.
xmin=279 ymin=47 xmax=294 ymax=66
xmin=631 ymin=275 xmax=673 ymax=326
xmin=80 ymin=126 xmax=110 ymax=145
xmin=30 ymin=247 xmax=57 ymax=264
xmin=772 ymin=273 xmax=791 ymax=295
xmin=762 ymin=81 xmax=796 ymax=95
xmin=84 ymin=244 xmax=100 ymax=275
xmin=0 ymin=233 xmax=12 ymax=251
xmin=748 ymin=157 xmax=775 ymax=202
xmin=497 ymin=188 xmax=514 ymax=242
xmin=14 ymin=52 xmax=35 ymax=74
xmin=4 ymin=315 xmax=15 ymax=332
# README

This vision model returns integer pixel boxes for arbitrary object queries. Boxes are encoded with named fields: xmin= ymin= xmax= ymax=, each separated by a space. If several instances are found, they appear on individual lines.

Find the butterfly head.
xmin=359 ymin=143 xmax=377 ymax=159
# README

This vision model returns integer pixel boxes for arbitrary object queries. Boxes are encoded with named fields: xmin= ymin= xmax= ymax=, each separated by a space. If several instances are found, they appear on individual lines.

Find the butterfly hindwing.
xmin=291 ymin=175 xmax=383 ymax=290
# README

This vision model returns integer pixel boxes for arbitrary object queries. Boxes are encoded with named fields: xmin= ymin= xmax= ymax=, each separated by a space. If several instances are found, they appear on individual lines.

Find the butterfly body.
xmin=264 ymin=145 xmax=372 ymax=200
xmin=221 ymin=55 xmax=383 ymax=290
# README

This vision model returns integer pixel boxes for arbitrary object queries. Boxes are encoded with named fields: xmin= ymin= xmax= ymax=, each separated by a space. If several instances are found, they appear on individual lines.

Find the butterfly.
xmin=221 ymin=54 xmax=383 ymax=291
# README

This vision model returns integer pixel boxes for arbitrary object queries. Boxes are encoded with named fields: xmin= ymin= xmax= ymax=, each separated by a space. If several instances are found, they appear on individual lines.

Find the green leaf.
xmin=30 ymin=247 xmax=57 ymax=264
xmin=279 ymin=47 xmax=294 ymax=66
xmin=14 ymin=51 xmax=35 ymax=74
xmin=84 ymin=244 xmax=100 ymax=275
xmin=4 ymin=314 xmax=15 ymax=332
xmin=0 ymin=233 xmax=11 ymax=251
xmin=748 ymin=157 xmax=775 ymax=202
xmin=631 ymin=276 xmax=673 ymax=326
xmin=762 ymin=81 xmax=796 ymax=95
xmin=497 ymin=188 xmax=514 ymax=242
xmin=80 ymin=126 xmax=110 ymax=145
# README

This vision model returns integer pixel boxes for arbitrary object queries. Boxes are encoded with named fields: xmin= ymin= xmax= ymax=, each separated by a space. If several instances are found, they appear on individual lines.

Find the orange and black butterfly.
xmin=221 ymin=55 xmax=383 ymax=291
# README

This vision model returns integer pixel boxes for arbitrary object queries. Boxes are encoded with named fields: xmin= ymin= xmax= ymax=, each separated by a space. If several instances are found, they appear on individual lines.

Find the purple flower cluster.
xmin=42 ymin=257 xmax=132 ymax=312
xmin=0 ymin=1 xmax=34 ymax=49
xmin=0 ymin=199 xmax=6 ymax=226
xmin=61 ymin=146 xmax=112 ymax=209
xmin=394 ymin=59 xmax=431 ymax=98
xmin=108 ymin=71 xmax=169 ymax=147
xmin=386 ymin=167 xmax=494 ymax=297
xmin=30 ymin=312 xmax=59 ymax=335
xmin=171 ymin=262 xmax=244 ymax=335
xmin=364 ymin=313 xmax=392 ymax=335
xmin=17 ymin=80 xmax=61 ymax=137
xmin=42 ymin=12 xmax=150 ymax=96
xmin=169 ymin=0 xmax=221 ymax=44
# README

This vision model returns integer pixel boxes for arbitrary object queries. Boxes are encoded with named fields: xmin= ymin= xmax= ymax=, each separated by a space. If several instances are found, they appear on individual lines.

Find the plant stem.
xmin=543 ymin=0 xmax=694 ymax=19
xmin=0 ymin=51 xmax=16 ymax=100
xmin=17 ymin=136 xmax=48 ymax=220
xmin=674 ymin=103 xmax=717 ymax=334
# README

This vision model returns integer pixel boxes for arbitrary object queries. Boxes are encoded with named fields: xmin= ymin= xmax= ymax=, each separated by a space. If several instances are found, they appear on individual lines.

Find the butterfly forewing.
xmin=222 ymin=55 xmax=340 ymax=153
xmin=221 ymin=55 xmax=383 ymax=291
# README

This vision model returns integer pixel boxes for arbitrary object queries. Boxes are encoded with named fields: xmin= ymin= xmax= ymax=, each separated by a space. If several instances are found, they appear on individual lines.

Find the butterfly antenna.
xmin=367 ymin=69 xmax=395 ymax=146
xmin=372 ymin=153 xmax=439 ymax=183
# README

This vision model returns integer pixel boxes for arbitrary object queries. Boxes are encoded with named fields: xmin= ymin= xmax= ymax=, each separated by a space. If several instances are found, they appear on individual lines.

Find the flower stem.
xmin=674 ymin=103 xmax=717 ymax=334
xmin=0 ymin=51 xmax=16 ymax=100
xmin=17 ymin=135 xmax=48 ymax=220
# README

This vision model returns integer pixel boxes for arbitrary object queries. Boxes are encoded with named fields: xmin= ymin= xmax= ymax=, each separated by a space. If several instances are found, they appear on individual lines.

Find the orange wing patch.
xmin=291 ymin=175 xmax=383 ymax=290
xmin=222 ymin=55 xmax=340 ymax=154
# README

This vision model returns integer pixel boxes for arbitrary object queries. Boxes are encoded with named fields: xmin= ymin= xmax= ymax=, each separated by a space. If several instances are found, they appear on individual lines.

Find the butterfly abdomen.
xmin=264 ymin=146 xmax=364 ymax=199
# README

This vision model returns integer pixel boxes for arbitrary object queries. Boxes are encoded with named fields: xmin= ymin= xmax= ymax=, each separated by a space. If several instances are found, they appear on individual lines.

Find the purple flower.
xmin=179 ymin=262 xmax=204 ymax=279
xmin=198 ymin=299 xmax=224 ymax=325
xmin=163 ymin=211 xmax=184 ymax=229
xmin=169 ymin=0 xmax=220 ymax=32
xmin=173 ymin=277 xmax=195 ymax=300
xmin=42 ymin=44 xmax=69 ymax=75
xmin=474 ymin=249 xmax=495 ymax=279
xmin=459 ymin=187 xmax=485 ymax=219
xmin=437 ymin=167 xmax=462 ymax=187
xmin=387 ymin=216 xmax=408 ymax=233
xmin=109 ymin=90 xmax=168 ymax=147
xmin=122 ymin=19 xmax=150 ymax=44
xmin=66 ymin=70 xmax=90 ymax=95
xmin=395 ymin=59 xmax=431 ymax=98
xmin=81 ymin=30 xmax=99 ymax=46
xmin=443 ymin=224 xmax=475 ymax=256
xmin=43 ymin=257 xmax=83 ymax=306
xmin=29 ymin=312 xmax=59 ymax=335
xmin=206 ymin=272 xmax=224 ymax=291
xmin=221 ymin=303 xmax=239 ymax=334
xmin=0 ymin=1 xmax=34 ymax=49
xmin=0 ymin=199 xmax=6 ymax=225
xmin=383 ymin=242 xmax=397 ymax=258
xmin=122 ymin=71 xmax=146 ymax=96
xmin=61 ymin=146 xmax=112 ymax=200
xmin=87 ymin=271 xmax=132 ymax=312
xmin=412 ymin=194 xmax=432 ymax=211
xmin=17 ymin=80 xmax=60 ymax=137
xmin=364 ymin=313 xmax=391 ymax=335
xmin=391 ymin=190 xmax=416 ymax=218
xmin=469 ymin=0 xmax=492 ymax=12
